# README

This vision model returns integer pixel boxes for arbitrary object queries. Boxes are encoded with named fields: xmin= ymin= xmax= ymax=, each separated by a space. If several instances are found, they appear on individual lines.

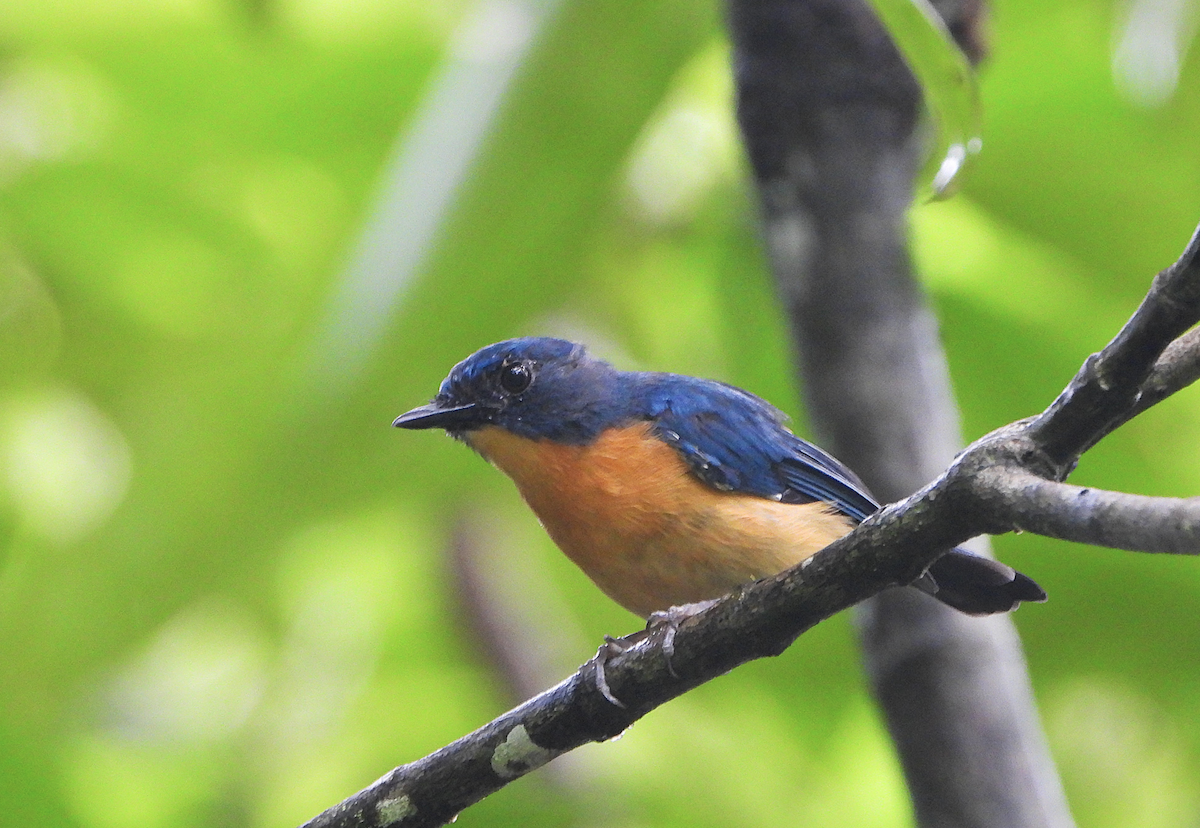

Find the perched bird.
xmin=395 ymin=337 xmax=1045 ymax=618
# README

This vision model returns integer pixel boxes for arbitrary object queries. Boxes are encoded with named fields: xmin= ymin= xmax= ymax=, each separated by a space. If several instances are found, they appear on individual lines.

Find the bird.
xmin=394 ymin=337 xmax=1045 ymax=619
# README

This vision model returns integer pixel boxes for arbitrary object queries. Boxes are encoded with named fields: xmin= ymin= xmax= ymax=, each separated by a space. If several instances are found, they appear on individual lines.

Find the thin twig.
xmin=974 ymin=468 xmax=1200 ymax=554
xmin=1081 ymin=325 xmax=1200 ymax=454
xmin=1029 ymin=224 xmax=1200 ymax=467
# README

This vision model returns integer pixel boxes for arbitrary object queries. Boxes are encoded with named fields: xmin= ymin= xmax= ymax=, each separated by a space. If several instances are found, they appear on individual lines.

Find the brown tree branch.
xmin=300 ymin=220 xmax=1200 ymax=828
xmin=1078 ymin=325 xmax=1200 ymax=454
xmin=974 ymin=468 xmax=1200 ymax=553
xmin=1139 ymin=325 xmax=1200 ymax=409
xmin=1031 ymin=224 xmax=1200 ymax=467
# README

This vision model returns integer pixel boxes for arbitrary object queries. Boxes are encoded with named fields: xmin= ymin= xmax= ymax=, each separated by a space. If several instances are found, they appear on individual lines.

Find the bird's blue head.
xmin=394 ymin=337 xmax=628 ymax=443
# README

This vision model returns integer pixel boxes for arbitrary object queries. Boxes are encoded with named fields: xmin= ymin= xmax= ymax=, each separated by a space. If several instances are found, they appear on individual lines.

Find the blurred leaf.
xmin=862 ymin=0 xmax=983 ymax=197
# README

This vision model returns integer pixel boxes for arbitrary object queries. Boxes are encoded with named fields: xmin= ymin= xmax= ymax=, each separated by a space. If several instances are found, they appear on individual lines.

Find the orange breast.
xmin=465 ymin=423 xmax=855 ymax=617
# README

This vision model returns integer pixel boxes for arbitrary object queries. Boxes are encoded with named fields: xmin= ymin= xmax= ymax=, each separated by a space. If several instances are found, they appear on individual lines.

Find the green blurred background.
xmin=2 ymin=0 xmax=1199 ymax=826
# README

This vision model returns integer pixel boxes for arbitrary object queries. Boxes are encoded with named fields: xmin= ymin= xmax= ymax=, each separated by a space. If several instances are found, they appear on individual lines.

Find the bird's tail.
xmin=914 ymin=548 xmax=1046 ymax=615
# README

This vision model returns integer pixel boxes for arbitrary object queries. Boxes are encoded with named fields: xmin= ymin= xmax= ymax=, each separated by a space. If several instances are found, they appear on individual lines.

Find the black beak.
xmin=393 ymin=402 xmax=482 ymax=430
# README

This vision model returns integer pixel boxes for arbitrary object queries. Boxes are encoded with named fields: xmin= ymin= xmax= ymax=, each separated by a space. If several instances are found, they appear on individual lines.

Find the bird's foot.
xmin=589 ymin=631 xmax=648 ymax=708
xmin=646 ymin=599 xmax=721 ymax=678
xmin=589 ymin=599 xmax=720 ymax=705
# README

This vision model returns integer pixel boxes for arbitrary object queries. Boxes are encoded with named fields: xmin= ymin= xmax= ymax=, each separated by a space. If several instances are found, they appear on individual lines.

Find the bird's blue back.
xmin=628 ymin=373 xmax=880 ymax=521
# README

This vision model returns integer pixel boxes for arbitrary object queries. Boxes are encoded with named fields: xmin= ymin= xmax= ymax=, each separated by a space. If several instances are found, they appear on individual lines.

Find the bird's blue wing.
xmin=637 ymin=375 xmax=879 ymax=521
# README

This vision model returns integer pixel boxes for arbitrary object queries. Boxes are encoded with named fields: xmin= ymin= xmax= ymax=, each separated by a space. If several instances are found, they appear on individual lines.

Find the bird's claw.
xmin=590 ymin=632 xmax=646 ymax=708
xmin=590 ymin=600 xmax=719 ymax=705
xmin=646 ymin=599 xmax=720 ymax=678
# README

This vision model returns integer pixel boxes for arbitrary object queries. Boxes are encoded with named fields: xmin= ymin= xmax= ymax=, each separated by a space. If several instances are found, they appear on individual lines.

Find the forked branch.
xmin=300 ymin=221 xmax=1200 ymax=828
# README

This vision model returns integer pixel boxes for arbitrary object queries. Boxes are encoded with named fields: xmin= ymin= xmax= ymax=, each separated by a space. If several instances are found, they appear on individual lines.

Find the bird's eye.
xmin=499 ymin=360 xmax=533 ymax=394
